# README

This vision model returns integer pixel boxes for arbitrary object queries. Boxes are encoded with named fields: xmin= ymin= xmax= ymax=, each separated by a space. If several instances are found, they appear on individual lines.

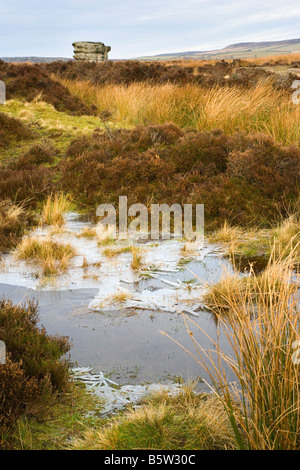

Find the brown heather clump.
xmin=0 ymin=200 xmax=34 ymax=251
xmin=0 ymin=112 xmax=35 ymax=148
xmin=14 ymin=140 xmax=57 ymax=168
xmin=45 ymin=59 xmax=294 ymax=91
xmin=43 ymin=60 xmax=195 ymax=86
xmin=0 ymin=62 xmax=97 ymax=116
xmin=0 ymin=166 xmax=53 ymax=208
xmin=0 ymin=359 xmax=39 ymax=443
xmin=0 ymin=299 xmax=71 ymax=445
xmin=227 ymin=134 xmax=300 ymax=198
xmin=60 ymin=124 xmax=300 ymax=229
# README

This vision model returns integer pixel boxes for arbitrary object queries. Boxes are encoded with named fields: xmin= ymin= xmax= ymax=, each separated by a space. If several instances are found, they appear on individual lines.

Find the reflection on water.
xmin=0 ymin=213 xmax=238 ymax=389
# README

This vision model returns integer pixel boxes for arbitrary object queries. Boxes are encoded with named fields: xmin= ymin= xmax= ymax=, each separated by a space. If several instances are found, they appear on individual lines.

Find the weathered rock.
xmin=73 ymin=41 xmax=111 ymax=62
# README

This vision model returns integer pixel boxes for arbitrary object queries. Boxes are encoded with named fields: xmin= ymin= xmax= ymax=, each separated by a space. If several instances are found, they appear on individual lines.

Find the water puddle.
xmin=0 ymin=213 xmax=237 ymax=400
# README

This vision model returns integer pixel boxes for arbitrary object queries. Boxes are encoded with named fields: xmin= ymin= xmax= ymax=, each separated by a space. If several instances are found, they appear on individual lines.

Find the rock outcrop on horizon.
xmin=73 ymin=41 xmax=111 ymax=62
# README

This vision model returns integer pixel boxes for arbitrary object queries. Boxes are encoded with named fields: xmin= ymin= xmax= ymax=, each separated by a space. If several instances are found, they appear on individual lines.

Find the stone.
xmin=73 ymin=41 xmax=111 ymax=62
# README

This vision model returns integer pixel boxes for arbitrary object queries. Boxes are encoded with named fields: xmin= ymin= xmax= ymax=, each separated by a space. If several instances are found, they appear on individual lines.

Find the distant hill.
xmin=0 ymin=57 xmax=72 ymax=63
xmin=2 ymin=38 xmax=300 ymax=63
xmin=136 ymin=38 xmax=300 ymax=61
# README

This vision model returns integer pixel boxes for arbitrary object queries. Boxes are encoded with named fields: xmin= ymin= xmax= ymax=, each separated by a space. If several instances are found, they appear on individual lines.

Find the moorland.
xmin=0 ymin=54 xmax=300 ymax=450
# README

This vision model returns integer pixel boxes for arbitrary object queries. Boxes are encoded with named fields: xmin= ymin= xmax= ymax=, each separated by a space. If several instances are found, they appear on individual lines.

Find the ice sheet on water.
xmin=72 ymin=367 xmax=183 ymax=415
xmin=0 ymin=213 xmax=225 ymax=315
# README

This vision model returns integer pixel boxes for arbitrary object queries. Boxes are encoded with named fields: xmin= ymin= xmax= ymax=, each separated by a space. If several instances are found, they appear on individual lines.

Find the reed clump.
xmin=59 ymin=78 xmax=300 ymax=145
xmin=131 ymin=246 xmax=143 ymax=270
xmin=0 ymin=200 xmax=31 ymax=251
xmin=41 ymin=194 xmax=72 ymax=226
xmin=177 ymin=247 xmax=300 ymax=450
xmin=16 ymin=236 xmax=76 ymax=276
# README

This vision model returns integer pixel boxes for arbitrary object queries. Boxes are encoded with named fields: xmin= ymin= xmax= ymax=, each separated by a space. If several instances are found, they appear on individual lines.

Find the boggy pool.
xmin=0 ymin=213 xmax=239 ymax=406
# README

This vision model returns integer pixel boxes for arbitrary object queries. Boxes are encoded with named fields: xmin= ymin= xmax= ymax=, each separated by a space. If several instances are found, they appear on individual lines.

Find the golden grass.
xmin=209 ymin=221 xmax=244 ymax=244
xmin=0 ymin=200 xmax=27 ymax=250
xmin=0 ymin=200 xmax=25 ymax=244
xmin=95 ymin=289 xmax=133 ymax=309
xmin=179 ymin=241 xmax=200 ymax=260
xmin=96 ymin=224 xmax=116 ymax=246
xmin=245 ymin=53 xmax=300 ymax=66
xmin=203 ymin=252 xmax=292 ymax=311
xmin=212 ymin=214 xmax=300 ymax=264
xmin=69 ymin=384 xmax=235 ymax=450
xmin=102 ymin=246 xmax=131 ymax=258
xmin=0 ymin=202 xmax=24 ymax=228
xmin=111 ymin=290 xmax=132 ymax=303
xmin=58 ymin=77 xmax=300 ymax=145
xmin=77 ymin=227 xmax=97 ymax=239
xmin=161 ymin=53 xmax=300 ymax=69
xmin=41 ymin=194 xmax=72 ymax=226
xmin=16 ymin=236 xmax=76 ymax=276
xmin=130 ymin=246 xmax=143 ymax=270
xmin=271 ymin=214 xmax=300 ymax=262
xmin=163 ymin=247 xmax=300 ymax=449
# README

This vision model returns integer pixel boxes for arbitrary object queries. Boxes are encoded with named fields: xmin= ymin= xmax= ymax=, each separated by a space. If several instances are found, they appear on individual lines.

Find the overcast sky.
xmin=0 ymin=0 xmax=299 ymax=59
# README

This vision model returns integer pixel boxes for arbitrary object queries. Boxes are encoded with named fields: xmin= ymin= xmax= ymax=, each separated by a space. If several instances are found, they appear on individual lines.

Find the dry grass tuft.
xmin=102 ymin=246 xmax=131 ymax=258
xmin=203 ymin=249 xmax=292 ymax=311
xmin=169 ymin=246 xmax=300 ymax=450
xmin=69 ymin=384 xmax=235 ymax=450
xmin=59 ymin=77 xmax=300 ymax=145
xmin=0 ymin=200 xmax=31 ymax=251
xmin=96 ymin=224 xmax=116 ymax=246
xmin=16 ymin=236 xmax=76 ymax=276
xmin=41 ymin=194 xmax=72 ymax=227
xmin=130 ymin=246 xmax=143 ymax=270
xmin=209 ymin=221 xmax=244 ymax=244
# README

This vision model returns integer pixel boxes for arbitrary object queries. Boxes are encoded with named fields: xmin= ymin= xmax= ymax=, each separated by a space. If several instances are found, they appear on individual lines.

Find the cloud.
xmin=0 ymin=0 xmax=298 ymax=58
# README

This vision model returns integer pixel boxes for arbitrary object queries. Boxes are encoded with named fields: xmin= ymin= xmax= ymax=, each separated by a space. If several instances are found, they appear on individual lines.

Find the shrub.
xmin=227 ymin=134 xmax=300 ymax=198
xmin=0 ymin=299 xmax=71 ymax=444
xmin=15 ymin=140 xmax=57 ymax=168
xmin=44 ymin=59 xmax=292 ymax=92
xmin=0 ymin=299 xmax=70 ymax=390
xmin=0 ymin=359 xmax=39 ymax=441
xmin=60 ymin=125 xmax=298 ymax=228
xmin=44 ymin=60 xmax=195 ymax=86
xmin=0 ymin=199 xmax=35 ymax=251
xmin=0 ymin=112 xmax=35 ymax=147
xmin=0 ymin=63 xmax=97 ymax=116
xmin=0 ymin=166 xmax=53 ymax=207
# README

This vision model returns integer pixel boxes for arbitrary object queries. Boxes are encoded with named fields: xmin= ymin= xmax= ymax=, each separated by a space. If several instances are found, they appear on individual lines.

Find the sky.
xmin=0 ymin=0 xmax=299 ymax=59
